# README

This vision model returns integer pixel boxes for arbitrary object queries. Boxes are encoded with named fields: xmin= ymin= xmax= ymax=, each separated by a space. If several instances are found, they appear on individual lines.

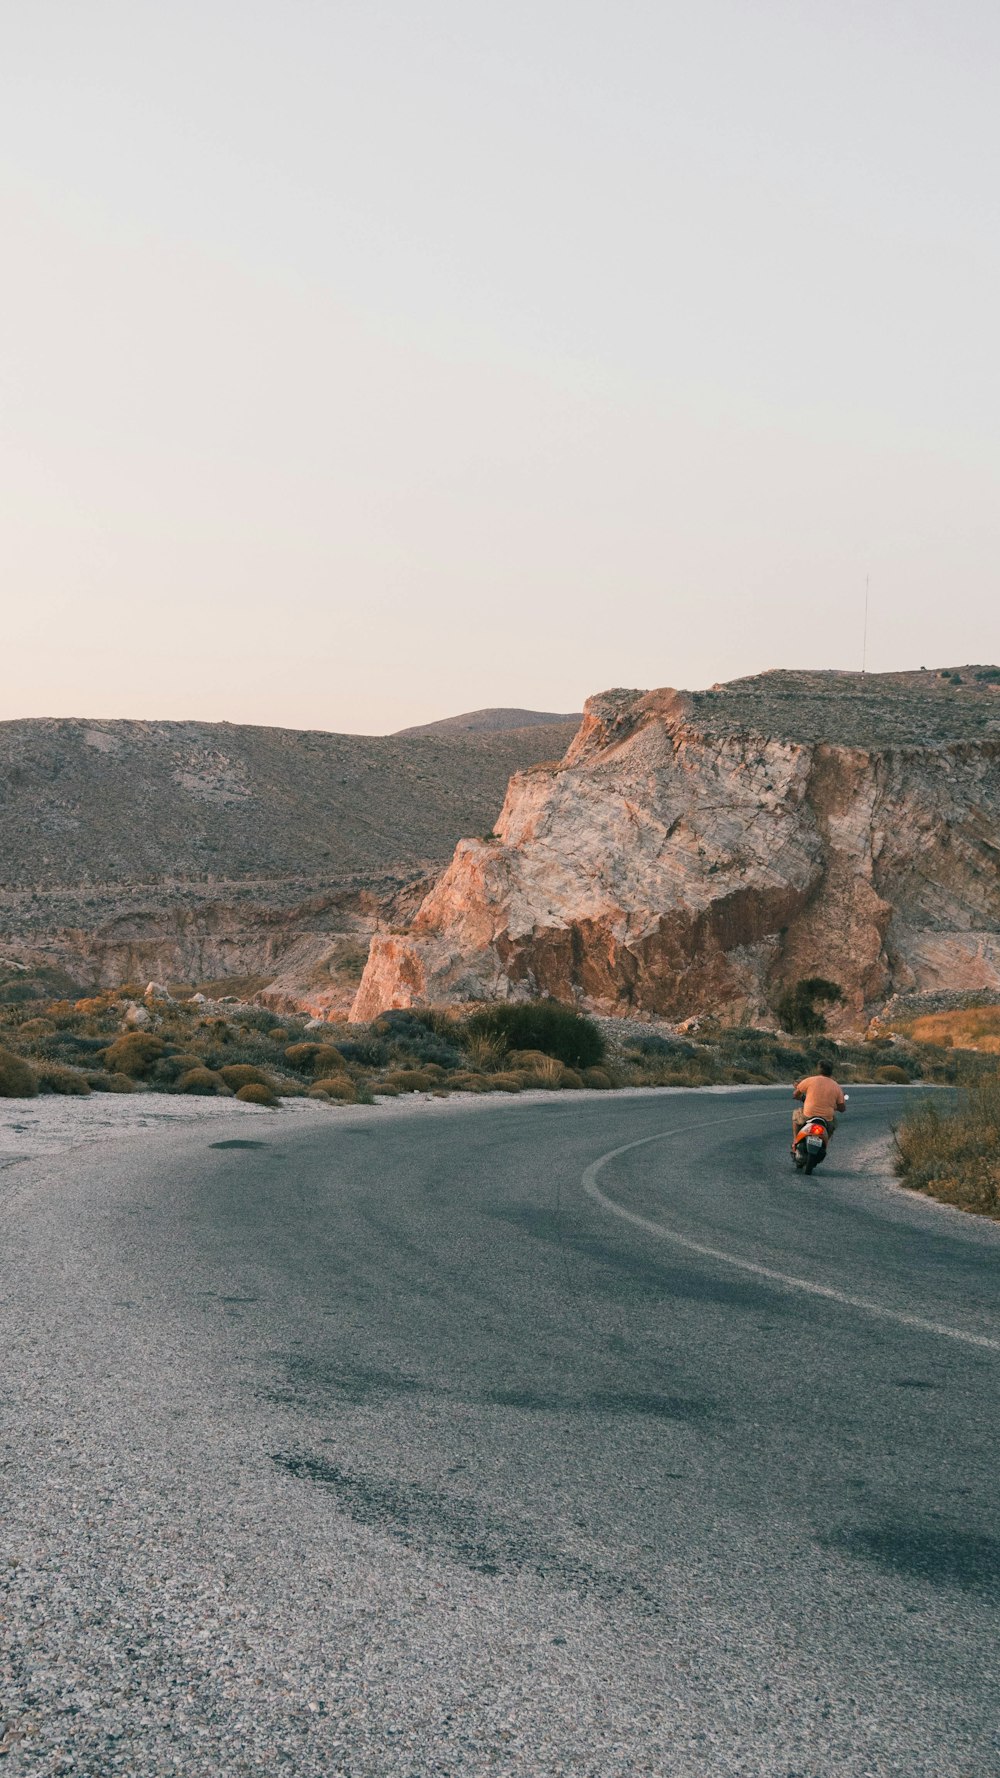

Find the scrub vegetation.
xmin=893 ymin=1076 xmax=1000 ymax=1218
xmin=0 ymin=989 xmax=989 ymax=1117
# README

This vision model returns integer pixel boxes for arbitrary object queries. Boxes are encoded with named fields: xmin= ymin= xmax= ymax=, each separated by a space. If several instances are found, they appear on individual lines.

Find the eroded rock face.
xmin=351 ymin=671 xmax=1000 ymax=1028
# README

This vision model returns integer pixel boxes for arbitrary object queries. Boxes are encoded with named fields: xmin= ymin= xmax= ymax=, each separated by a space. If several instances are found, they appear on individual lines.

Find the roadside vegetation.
xmin=0 ymin=986 xmax=993 ymax=1111
xmin=894 ymin=1075 xmax=1000 ymax=1218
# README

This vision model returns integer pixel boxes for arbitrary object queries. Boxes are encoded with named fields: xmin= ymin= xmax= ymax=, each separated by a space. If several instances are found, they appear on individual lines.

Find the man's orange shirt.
xmin=794 ymin=1074 xmax=846 ymax=1119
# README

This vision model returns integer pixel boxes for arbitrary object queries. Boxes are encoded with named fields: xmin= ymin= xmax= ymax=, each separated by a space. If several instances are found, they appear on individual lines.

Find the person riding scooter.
xmin=791 ymin=1059 xmax=846 ymax=1153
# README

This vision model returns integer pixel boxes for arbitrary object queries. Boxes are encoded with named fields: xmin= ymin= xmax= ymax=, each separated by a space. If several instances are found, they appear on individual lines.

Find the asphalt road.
xmin=1 ymin=1086 xmax=998 ymax=1776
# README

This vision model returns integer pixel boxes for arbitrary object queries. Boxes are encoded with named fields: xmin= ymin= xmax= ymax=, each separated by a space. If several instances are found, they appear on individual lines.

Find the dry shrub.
xmin=528 ymin=1055 xmax=566 ymax=1088
xmin=220 ymin=1064 xmax=274 ymax=1091
xmin=447 ymin=1072 xmax=491 ymax=1093
xmin=875 ymin=1064 xmax=912 ymax=1084
xmin=271 ymin=1077 xmax=308 ymax=1098
xmin=894 ymin=1079 xmax=1000 ymax=1217
xmin=18 ymin=1018 xmax=54 ymax=1038
xmin=152 ymin=1052 xmax=203 ymax=1084
xmin=35 ymin=1062 xmax=91 ymax=1096
xmin=488 ymin=1072 xmax=524 ymax=1093
xmin=582 ymin=1066 xmax=613 ymax=1089
xmin=560 ymin=1067 xmax=584 ymax=1089
xmin=236 ymin=1082 xmax=279 ymax=1107
xmin=87 ymin=1071 xmax=136 ymax=1093
xmin=103 ymin=1033 xmax=167 ymax=1078
xmin=0 ymin=1048 xmax=38 ymax=1097
xmin=381 ymin=1069 xmax=434 ymax=1093
xmin=311 ymin=1075 xmax=358 ymax=1103
xmin=176 ymin=1067 xmax=232 ymax=1096
xmin=284 ymin=1041 xmax=345 ymax=1075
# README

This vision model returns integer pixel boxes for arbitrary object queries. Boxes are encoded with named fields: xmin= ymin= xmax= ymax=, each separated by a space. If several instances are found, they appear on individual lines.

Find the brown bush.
xmin=18 ymin=1018 xmax=55 ymax=1038
xmin=236 ymin=1082 xmax=279 ymax=1107
xmin=103 ymin=1033 xmax=167 ymax=1078
xmin=446 ymin=1072 xmax=491 ymax=1093
xmin=86 ymin=1071 xmax=136 ymax=1093
xmin=875 ymin=1064 xmax=911 ymax=1084
xmin=582 ymin=1066 xmax=613 ymax=1089
xmin=175 ymin=1067 xmax=232 ymax=1096
xmin=488 ymin=1072 xmax=524 ymax=1093
xmin=381 ymin=1069 xmax=434 ymax=1093
xmin=507 ymin=1049 xmax=554 ymax=1071
xmin=0 ymin=1048 xmax=38 ymax=1097
xmin=284 ymin=1042 xmax=346 ymax=1075
xmin=220 ymin=1064 xmax=274 ymax=1091
xmin=35 ymin=1062 xmax=91 ymax=1096
xmin=310 ymin=1075 xmax=358 ymax=1103
xmin=560 ymin=1067 xmax=584 ymax=1089
xmin=152 ymin=1052 xmax=203 ymax=1083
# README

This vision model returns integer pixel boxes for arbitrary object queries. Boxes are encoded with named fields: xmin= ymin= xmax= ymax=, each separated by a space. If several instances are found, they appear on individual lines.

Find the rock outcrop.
xmin=352 ymin=668 xmax=1000 ymax=1029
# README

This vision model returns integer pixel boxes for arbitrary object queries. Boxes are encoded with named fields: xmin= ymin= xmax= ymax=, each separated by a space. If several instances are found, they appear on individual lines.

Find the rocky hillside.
xmin=397 ymin=707 xmax=582 ymax=736
xmin=353 ymin=667 xmax=1000 ymax=1031
xmin=0 ymin=714 xmax=578 ymax=1009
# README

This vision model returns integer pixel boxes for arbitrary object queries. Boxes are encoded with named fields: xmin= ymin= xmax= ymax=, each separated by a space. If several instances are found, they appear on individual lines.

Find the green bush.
xmin=773 ymin=977 xmax=844 ymax=1036
xmin=0 ymin=1048 xmax=38 ymax=1097
xmin=466 ymin=1001 xmax=604 ymax=1069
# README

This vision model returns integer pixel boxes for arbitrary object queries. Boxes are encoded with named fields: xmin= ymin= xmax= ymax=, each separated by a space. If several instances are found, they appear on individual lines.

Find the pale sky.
xmin=2 ymin=0 xmax=998 ymax=732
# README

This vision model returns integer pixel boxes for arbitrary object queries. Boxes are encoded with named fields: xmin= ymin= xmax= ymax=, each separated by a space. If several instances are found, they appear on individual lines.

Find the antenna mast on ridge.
xmin=861 ymin=574 xmax=870 ymax=680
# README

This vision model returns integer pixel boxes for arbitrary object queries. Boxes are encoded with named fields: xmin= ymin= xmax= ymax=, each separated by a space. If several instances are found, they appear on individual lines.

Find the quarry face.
xmin=352 ymin=669 xmax=1000 ymax=1030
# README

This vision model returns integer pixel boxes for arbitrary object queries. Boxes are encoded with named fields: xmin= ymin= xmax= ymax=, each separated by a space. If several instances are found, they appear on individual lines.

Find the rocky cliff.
xmin=352 ymin=668 xmax=1000 ymax=1029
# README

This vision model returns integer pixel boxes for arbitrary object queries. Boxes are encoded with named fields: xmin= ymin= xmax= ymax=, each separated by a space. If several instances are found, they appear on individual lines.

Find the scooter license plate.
xmin=806 ymin=1137 xmax=824 ymax=1152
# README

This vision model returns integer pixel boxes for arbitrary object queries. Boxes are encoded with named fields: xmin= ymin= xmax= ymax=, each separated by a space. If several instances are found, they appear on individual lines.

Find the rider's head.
xmin=819 ymin=1060 xmax=833 ymax=1076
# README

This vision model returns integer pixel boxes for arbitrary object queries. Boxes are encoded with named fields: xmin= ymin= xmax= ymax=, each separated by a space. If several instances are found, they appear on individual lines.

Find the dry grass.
xmin=898 ymin=1007 xmax=1000 ymax=1053
xmin=894 ymin=1076 xmax=1000 ymax=1217
xmin=464 ymin=1033 xmax=508 ymax=1073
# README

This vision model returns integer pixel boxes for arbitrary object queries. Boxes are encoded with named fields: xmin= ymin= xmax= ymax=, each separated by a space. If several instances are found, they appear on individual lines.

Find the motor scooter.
xmin=792 ymin=1094 xmax=848 ymax=1175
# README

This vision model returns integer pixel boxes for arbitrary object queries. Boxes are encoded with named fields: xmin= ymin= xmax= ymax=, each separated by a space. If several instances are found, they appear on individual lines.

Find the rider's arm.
xmin=793 ymin=1079 xmax=806 ymax=1101
xmin=836 ymin=1087 xmax=846 ymax=1111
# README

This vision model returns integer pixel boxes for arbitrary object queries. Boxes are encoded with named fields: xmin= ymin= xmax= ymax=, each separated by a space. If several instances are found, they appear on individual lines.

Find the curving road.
xmin=1 ymin=1086 xmax=998 ymax=1776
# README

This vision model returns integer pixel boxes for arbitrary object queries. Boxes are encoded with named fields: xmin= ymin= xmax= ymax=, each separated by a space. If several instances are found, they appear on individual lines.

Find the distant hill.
xmin=0 ymin=716 xmax=581 ymax=891
xmin=397 ymin=707 xmax=582 ymax=736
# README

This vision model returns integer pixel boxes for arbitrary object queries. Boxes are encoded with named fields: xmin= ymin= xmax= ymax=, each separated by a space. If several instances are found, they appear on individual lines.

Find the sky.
xmin=2 ymin=0 xmax=999 ymax=733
